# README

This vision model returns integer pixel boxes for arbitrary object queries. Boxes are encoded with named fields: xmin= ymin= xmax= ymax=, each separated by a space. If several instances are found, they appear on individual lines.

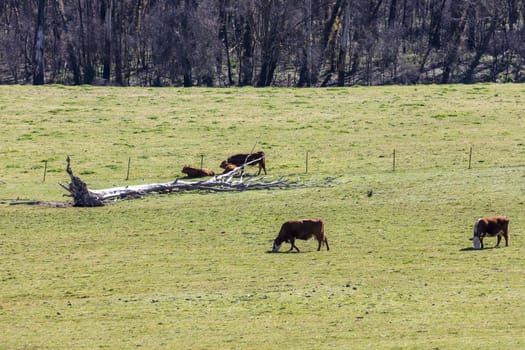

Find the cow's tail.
xmin=321 ymin=220 xmax=329 ymax=251
xmin=503 ymin=217 xmax=510 ymax=241
xmin=258 ymin=152 xmax=267 ymax=175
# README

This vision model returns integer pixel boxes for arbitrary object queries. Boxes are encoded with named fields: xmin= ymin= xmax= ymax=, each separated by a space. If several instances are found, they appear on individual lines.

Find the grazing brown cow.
xmin=181 ymin=166 xmax=215 ymax=178
xmin=471 ymin=216 xmax=509 ymax=249
xmin=221 ymin=163 xmax=237 ymax=174
xmin=220 ymin=151 xmax=267 ymax=175
xmin=272 ymin=218 xmax=329 ymax=253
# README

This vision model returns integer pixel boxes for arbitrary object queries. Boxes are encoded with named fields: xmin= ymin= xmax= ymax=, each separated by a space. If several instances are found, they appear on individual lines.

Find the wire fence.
xmin=37 ymin=144 xmax=525 ymax=184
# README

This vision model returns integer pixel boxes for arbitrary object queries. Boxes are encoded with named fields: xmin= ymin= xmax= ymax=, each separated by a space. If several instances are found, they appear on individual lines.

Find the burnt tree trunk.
xmin=219 ymin=0 xmax=234 ymax=86
xmin=441 ymin=1 xmax=468 ymax=84
xmin=337 ymin=0 xmax=350 ymax=86
xmin=102 ymin=0 xmax=112 ymax=82
xmin=256 ymin=0 xmax=284 ymax=87
xmin=239 ymin=14 xmax=254 ymax=86
xmin=33 ymin=0 xmax=46 ymax=85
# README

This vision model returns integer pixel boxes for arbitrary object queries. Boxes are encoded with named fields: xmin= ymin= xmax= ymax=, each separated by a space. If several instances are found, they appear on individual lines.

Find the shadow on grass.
xmin=265 ymin=250 xmax=303 ymax=254
xmin=460 ymin=246 xmax=498 ymax=252
xmin=460 ymin=247 xmax=478 ymax=252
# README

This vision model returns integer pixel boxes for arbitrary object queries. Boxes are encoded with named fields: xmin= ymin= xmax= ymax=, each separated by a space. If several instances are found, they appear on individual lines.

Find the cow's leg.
xmin=480 ymin=237 xmax=484 ymax=249
xmin=495 ymin=235 xmax=501 ymax=248
xmin=288 ymin=238 xmax=296 ymax=252
xmin=316 ymin=237 xmax=328 ymax=251
xmin=289 ymin=238 xmax=300 ymax=253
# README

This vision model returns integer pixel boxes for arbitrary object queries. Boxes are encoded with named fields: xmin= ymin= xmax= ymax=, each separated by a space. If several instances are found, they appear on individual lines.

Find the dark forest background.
xmin=2 ymin=0 xmax=525 ymax=87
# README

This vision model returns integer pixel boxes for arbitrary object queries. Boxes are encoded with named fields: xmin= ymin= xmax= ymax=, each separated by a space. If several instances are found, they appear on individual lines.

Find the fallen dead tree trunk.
xmin=59 ymin=157 xmax=305 ymax=206
xmin=90 ymin=176 xmax=298 ymax=200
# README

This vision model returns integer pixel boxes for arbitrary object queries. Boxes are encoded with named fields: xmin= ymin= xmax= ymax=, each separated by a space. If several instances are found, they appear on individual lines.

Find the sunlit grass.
xmin=1 ymin=84 xmax=525 ymax=349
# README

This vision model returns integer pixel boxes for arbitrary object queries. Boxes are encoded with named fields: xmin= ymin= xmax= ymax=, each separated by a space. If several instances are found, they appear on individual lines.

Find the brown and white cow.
xmin=181 ymin=166 xmax=215 ymax=178
xmin=220 ymin=151 xmax=267 ymax=175
xmin=272 ymin=218 xmax=329 ymax=253
xmin=471 ymin=216 xmax=509 ymax=249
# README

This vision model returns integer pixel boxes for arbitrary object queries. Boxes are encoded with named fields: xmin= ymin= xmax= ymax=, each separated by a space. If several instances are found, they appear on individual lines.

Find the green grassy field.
xmin=1 ymin=84 xmax=525 ymax=349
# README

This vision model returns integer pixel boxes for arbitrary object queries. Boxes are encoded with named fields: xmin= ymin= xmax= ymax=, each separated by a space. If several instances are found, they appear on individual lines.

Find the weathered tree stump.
xmin=60 ymin=156 xmax=104 ymax=207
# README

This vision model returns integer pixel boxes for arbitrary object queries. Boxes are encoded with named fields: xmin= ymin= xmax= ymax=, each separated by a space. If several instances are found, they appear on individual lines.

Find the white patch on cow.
xmin=473 ymin=219 xmax=480 ymax=235
xmin=472 ymin=218 xmax=482 ymax=249
xmin=272 ymin=243 xmax=282 ymax=252
xmin=472 ymin=236 xmax=481 ymax=250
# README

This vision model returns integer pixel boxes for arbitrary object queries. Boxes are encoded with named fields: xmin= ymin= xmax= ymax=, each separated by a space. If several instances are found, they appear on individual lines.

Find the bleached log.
xmin=60 ymin=156 xmax=304 ymax=205
xmin=89 ymin=175 xmax=293 ymax=200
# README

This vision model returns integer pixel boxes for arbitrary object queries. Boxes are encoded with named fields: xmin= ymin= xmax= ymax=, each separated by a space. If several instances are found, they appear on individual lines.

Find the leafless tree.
xmin=1 ymin=0 xmax=525 ymax=86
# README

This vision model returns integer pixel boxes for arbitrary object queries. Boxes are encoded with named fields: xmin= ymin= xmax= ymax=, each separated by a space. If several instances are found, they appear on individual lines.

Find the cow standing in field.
xmin=272 ymin=218 xmax=329 ymax=253
xmin=471 ymin=216 xmax=510 ymax=249
xmin=220 ymin=151 xmax=267 ymax=175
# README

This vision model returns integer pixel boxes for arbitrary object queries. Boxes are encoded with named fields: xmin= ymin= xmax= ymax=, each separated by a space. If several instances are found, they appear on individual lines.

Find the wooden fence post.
xmin=43 ymin=160 xmax=47 ymax=182
xmin=392 ymin=149 xmax=396 ymax=172
xmin=468 ymin=146 xmax=472 ymax=169
xmin=305 ymin=151 xmax=309 ymax=174
xmin=126 ymin=157 xmax=131 ymax=181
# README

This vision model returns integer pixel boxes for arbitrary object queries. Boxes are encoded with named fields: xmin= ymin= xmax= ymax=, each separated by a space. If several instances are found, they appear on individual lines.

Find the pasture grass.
xmin=1 ymin=84 xmax=525 ymax=349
